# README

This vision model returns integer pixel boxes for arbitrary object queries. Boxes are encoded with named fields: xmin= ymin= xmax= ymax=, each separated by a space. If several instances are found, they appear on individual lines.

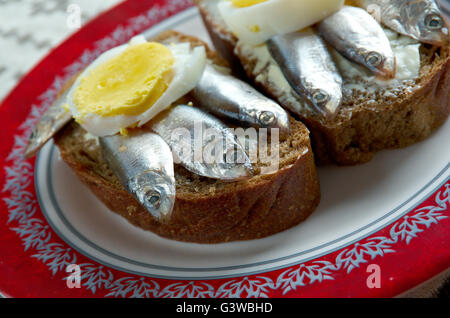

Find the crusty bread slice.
xmin=196 ymin=0 xmax=450 ymax=165
xmin=54 ymin=30 xmax=321 ymax=243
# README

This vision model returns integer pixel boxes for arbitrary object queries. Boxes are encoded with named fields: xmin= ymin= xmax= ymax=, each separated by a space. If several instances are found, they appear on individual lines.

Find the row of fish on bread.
xmin=217 ymin=0 xmax=448 ymax=117
xmin=24 ymin=35 xmax=291 ymax=222
xmin=24 ymin=0 xmax=449 ymax=222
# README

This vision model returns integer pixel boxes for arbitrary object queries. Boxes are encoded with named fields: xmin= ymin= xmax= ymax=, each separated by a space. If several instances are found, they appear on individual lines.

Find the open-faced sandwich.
xmin=25 ymin=31 xmax=320 ymax=243
xmin=196 ymin=0 xmax=450 ymax=164
xmin=26 ymin=0 xmax=449 ymax=244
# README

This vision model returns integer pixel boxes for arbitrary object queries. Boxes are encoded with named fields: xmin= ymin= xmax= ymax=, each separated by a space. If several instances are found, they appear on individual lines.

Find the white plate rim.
xmin=35 ymin=141 xmax=450 ymax=279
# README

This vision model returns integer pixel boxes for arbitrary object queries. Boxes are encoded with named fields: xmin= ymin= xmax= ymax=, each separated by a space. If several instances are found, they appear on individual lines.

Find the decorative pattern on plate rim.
xmin=2 ymin=0 xmax=449 ymax=298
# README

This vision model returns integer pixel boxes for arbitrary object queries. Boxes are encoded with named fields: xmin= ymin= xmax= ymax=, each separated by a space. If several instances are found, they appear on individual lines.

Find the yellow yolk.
xmin=249 ymin=25 xmax=260 ymax=32
xmin=231 ymin=0 xmax=268 ymax=8
xmin=73 ymin=42 xmax=175 ymax=117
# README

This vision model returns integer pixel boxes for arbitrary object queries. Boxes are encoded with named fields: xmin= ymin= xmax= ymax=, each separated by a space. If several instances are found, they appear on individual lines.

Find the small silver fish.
xmin=99 ymin=131 xmax=176 ymax=222
xmin=354 ymin=0 xmax=449 ymax=46
xmin=318 ymin=6 xmax=396 ymax=79
xmin=148 ymin=104 xmax=253 ymax=181
xmin=191 ymin=64 xmax=290 ymax=140
xmin=24 ymin=89 xmax=72 ymax=159
xmin=267 ymin=28 xmax=343 ymax=117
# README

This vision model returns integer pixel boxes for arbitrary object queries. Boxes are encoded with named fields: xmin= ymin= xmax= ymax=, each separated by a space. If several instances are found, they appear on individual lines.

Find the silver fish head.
xmin=357 ymin=0 xmax=449 ymax=46
xmin=318 ymin=5 xmax=396 ymax=79
xmin=128 ymin=170 xmax=176 ymax=222
xmin=267 ymin=30 xmax=344 ymax=117
xmin=416 ymin=5 xmax=449 ymax=45
xmin=193 ymin=64 xmax=290 ymax=140
xmin=99 ymin=131 xmax=176 ymax=223
xmin=150 ymin=105 xmax=254 ymax=181
xmin=201 ymin=133 xmax=254 ymax=181
xmin=307 ymin=82 xmax=343 ymax=118
xmin=253 ymin=103 xmax=291 ymax=140
xmin=361 ymin=48 xmax=397 ymax=79
xmin=219 ymin=144 xmax=254 ymax=181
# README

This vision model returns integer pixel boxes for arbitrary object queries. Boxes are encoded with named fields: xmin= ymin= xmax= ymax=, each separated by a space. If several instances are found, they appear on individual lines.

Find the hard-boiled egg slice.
xmin=218 ymin=0 xmax=344 ymax=45
xmin=66 ymin=35 xmax=206 ymax=136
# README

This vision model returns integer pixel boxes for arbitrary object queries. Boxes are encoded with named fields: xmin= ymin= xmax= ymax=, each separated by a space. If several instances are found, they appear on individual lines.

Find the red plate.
xmin=0 ymin=0 xmax=449 ymax=298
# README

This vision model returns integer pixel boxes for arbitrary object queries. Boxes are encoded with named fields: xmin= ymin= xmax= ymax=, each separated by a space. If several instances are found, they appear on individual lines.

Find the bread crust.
xmin=196 ymin=0 xmax=450 ymax=165
xmin=54 ymin=30 xmax=321 ymax=244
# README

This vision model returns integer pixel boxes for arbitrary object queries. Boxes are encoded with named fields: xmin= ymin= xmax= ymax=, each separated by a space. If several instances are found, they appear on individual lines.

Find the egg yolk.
xmin=73 ymin=42 xmax=175 ymax=117
xmin=231 ymin=0 xmax=268 ymax=8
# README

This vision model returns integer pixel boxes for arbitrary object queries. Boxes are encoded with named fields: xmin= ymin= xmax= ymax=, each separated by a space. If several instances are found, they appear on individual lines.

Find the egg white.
xmin=218 ymin=0 xmax=344 ymax=45
xmin=66 ymin=35 xmax=206 ymax=136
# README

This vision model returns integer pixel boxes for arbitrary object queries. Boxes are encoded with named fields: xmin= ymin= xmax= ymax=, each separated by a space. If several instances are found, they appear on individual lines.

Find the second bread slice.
xmin=196 ymin=0 xmax=450 ymax=165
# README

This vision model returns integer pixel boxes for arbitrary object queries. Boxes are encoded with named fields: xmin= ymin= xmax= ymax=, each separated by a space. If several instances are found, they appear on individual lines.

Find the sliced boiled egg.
xmin=66 ymin=35 xmax=206 ymax=136
xmin=218 ymin=0 xmax=345 ymax=45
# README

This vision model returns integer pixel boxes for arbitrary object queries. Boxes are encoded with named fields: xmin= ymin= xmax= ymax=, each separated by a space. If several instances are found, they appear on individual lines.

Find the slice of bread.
xmin=54 ymin=30 xmax=321 ymax=244
xmin=196 ymin=0 xmax=450 ymax=165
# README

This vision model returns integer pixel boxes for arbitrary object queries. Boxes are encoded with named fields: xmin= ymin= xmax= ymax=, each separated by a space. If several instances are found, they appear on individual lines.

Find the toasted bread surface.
xmin=54 ymin=30 xmax=321 ymax=243
xmin=196 ymin=0 xmax=450 ymax=165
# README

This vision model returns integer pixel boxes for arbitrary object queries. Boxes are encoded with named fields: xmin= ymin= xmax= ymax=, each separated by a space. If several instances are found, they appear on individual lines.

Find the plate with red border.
xmin=0 ymin=0 xmax=449 ymax=298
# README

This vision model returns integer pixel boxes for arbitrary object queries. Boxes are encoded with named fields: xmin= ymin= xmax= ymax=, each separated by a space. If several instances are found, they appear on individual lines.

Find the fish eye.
xmin=145 ymin=190 xmax=161 ymax=208
xmin=259 ymin=111 xmax=275 ymax=126
xmin=312 ymin=90 xmax=329 ymax=105
xmin=365 ymin=52 xmax=383 ymax=67
xmin=425 ymin=14 xmax=443 ymax=30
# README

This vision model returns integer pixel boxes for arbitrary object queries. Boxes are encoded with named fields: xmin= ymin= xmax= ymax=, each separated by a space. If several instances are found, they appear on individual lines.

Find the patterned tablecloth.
xmin=0 ymin=0 xmax=122 ymax=101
